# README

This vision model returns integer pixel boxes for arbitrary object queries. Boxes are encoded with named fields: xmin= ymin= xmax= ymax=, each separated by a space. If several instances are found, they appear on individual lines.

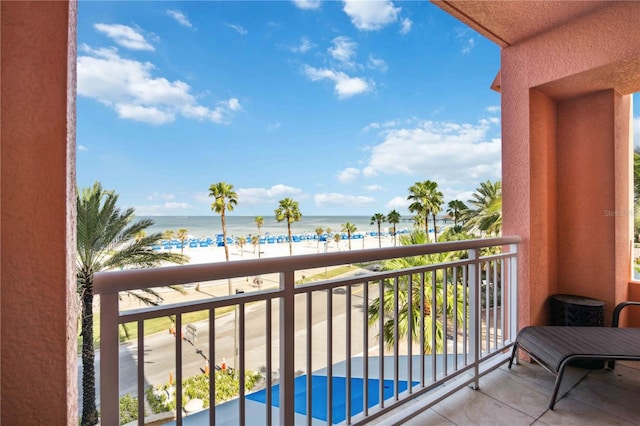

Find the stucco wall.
xmin=501 ymin=3 xmax=639 ymax=326
xmin=1 ymin=1 xmax=78 ymax=423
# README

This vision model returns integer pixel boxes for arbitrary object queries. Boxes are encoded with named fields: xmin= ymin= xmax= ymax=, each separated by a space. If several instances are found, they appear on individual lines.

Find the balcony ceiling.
xmin=432 ymin=0 xmax=610 ymax=47
xmin=433 ymin=1 xmax=640 ymax=98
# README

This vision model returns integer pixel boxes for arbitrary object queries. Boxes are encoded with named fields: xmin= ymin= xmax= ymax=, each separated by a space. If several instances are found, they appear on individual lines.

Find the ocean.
xmin=135 ymin=215 xmax=450 ymax=239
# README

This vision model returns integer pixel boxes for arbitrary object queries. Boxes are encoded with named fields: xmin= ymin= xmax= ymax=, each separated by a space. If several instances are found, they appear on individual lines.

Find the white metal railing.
xmin=95 ymin=236 xmax=520 ymax=426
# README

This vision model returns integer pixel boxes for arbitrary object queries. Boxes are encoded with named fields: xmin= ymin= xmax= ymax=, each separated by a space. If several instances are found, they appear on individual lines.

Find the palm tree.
xmin=387 ymin=210 xmax=401 ymax=247
xmin=447 ymin=200 xmax=468 ymax=230
xmin=341 ymin=221 xmax=358 ymax=250
xmin=463 ymin=180 xmax=502 ymax=236
xmin=251 ymin=235 xmax=259 ymax=254
xmin=237 ymin=236 xmax=246 ymax=256
xmin=255 ymin=216 xmax=264 ymax=258
xmin=162 ymin=229 xmax=174 ymax=241
xmin=428 ymin=184 xmax=444 ymax=241
xmin=209 ymin=182 xmax=238 ymax=262
xmin=177 ymin=228 xmax=189 ymax=255
xmin=407 ymin=181 xmax=431 ymax=239
xmin=408 ymin=180 xmax=443 ymax=242
xmin=334 ymin=232 xmax=342 ymax=250
xmin=315 ymin=227 xmax=324 ymax=248
xmin=367 ymin=230 xmax=465 ymax=354
xmin=77 ymin=182 xmax=188 ymax=425
xmin=370 ymin=213 xmax=386 ymax=248
xmin=275 ymin=198 xmax=302 ymax=256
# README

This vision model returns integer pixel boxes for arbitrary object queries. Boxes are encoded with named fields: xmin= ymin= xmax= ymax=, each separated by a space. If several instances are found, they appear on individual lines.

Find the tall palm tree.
xmin=334 ymin=232 xmax=342 ymax=250
xmin=341 ymin=221 xmax=358 ymax=250
xmin=251 ymin=235 xmax=259 ymax=254
xmin=237 ymin=236 xmax=246 ymax=256
xmin=255 ymin=216 xmax=264 ymax=258
xmin=367 ymin=230 xmax=465 ymax=354
xmin=275 ymin=198 xmax=302 ymax=256
xmin=387 ymin=209 xmax=401 ymax=247
xmin=162 ymin=229 xmax=175 ymax=241
xmin=370 ymin=213 xmax=386 ymax=248
xmin=315 ymin=227 xmax=324 ymax=248
xmin=177 ymin=228 xmax=189 ymax=255
xmin=77 ymin=182 xmax=187 ymax=425
xmin=209 ymin=182 xmax=238 ymax=262
xmin=447 ymin=200 xmax=468 ymax=230
xmin=463 ymin=180 xmax=502 ymax=236
xmin=407 ymin=181 xmax=431 ymax=239
xmin=426 ymin=180 xmax=444 ymax=242
xmin=408 ymin=180 xmax=443 ymax=242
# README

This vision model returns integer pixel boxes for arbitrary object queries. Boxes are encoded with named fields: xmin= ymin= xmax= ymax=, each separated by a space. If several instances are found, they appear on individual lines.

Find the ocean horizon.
xmin=136 ymin=215 xmax=451 ymax=239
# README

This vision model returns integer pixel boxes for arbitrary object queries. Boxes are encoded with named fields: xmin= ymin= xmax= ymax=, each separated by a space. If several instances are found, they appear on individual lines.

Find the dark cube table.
xmin=550 ymin=293 xmax=605 ymax=369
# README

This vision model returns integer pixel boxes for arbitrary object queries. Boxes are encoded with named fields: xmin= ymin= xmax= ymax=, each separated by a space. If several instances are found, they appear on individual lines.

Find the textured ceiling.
xmin=432 ymin=1 xmax=610 ymax=47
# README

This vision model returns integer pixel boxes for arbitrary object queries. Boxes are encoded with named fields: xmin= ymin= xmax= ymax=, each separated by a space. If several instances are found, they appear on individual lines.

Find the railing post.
xmin=100 ymin=291 xmax=119 ymax=426
xmin=509 ymin=244 xmax=519 ymax=345
xmin=280 ymin=271 xmax=295 ymax=426
xmin=468 ymin=248 xmax=480 ymax=390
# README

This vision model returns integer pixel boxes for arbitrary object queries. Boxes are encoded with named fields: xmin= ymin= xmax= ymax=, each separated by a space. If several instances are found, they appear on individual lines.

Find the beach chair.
xmin=508 ymin=301 xmax=640 ymax=409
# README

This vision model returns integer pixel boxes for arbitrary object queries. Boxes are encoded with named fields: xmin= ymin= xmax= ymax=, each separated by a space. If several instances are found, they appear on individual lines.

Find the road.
xmin=80 ymin=267 xmax=384 ymax=408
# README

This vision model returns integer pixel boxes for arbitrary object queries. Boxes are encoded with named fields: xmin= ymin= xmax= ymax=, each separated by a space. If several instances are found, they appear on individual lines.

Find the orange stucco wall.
xmin=501 ymin=3 xmax=639 ymax=326
xmin=1 ymin=1 xmax=78 ymax=423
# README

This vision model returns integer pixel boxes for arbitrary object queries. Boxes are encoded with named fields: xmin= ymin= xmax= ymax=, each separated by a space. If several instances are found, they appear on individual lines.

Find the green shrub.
xmin=147 ymin=370 xmax=262 ymax=414
xmin=119 ymin=394 xmax=140 ymax=425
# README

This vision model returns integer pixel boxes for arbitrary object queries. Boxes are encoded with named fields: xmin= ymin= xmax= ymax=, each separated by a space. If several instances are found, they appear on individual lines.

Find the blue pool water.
xmin=246 ymin=375 xmax=418 ymax=424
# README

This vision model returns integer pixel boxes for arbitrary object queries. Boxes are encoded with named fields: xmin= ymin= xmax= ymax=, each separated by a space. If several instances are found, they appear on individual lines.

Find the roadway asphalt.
xmin=79 ymin=265 xmax=384 ymax=409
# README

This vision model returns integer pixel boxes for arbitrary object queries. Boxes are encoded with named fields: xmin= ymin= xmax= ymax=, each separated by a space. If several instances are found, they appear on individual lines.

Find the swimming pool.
xmin=246 ymin=375 xmax=417 ymax=424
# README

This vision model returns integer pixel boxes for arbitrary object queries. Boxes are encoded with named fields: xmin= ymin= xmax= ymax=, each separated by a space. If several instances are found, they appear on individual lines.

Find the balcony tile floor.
xmin=391 ymin=360 xmax=639 ymax=426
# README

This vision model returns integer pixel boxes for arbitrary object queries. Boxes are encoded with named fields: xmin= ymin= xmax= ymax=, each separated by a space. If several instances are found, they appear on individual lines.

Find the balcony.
xmin=95 ymin=237 xmax=522 ymax=425
xmin=92 ymin=235 xmax=640 ymax=426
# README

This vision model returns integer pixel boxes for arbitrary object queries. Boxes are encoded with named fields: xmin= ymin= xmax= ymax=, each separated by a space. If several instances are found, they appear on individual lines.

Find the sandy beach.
xmin=119 ymin=234 xmax=399 ymax=310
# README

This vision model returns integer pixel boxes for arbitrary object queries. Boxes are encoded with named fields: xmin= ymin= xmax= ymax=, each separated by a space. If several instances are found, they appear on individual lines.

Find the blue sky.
xmin=76 ymin=1 xmax=640 ymax=217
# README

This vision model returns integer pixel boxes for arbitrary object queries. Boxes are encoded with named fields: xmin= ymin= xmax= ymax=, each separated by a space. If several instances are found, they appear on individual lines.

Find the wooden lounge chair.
xmin=508 ymin=301 xmax=640 ymax=409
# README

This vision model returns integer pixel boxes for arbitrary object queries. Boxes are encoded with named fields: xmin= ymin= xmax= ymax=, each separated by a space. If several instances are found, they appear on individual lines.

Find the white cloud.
xmin=134 ymin=202 xmax=191 ymax=216
xmin=77 ymin=45 xmax=240 ymax=125
xmin=115 ymin=104 xmax=175 ymax=125
xmin=328 ymin=36 xmax=358 ymax=69
xmin=314 ymin=192 xmax=376 ymax=207
xmin=146 ymin=193 xmax=176 ymax=201
xmin=367 ymin=54 xmax=388 ymax=72
xmin=364 ymin=184 xmax=384 ymax=192
xmin=454 ymin=28 xmax=476 ymax=54
xmin=77 ymin=145 xmax=88 ymax=152
xmin=342 ymin=0 xmax=400 ymax=31
xmin=461 ymin=38 xmax=475 ymax=54
xmin=292 ymin=0 xmax=322 ymax=10
xmin=237 ymin=184 xmax=303 ymax=204
xmin=94 ymin=23 xmax=154 ymax=51
xmin=364 ymin=119 xmax=501 ymax=188
xmin=486 ymin=105 xmax=501 ymax=113
xmin=399 ymin=18 xmax=412 ymax=35
xmin=290 ymin=36 xmax=315 ymax=53
xmin=267 ymin=122 xmax=282 ymax=131
xmin=303 ymin=65 xmax=372 ymax=99
xmin=166 ymin=10 xmax=193 ymax=28
xmin=385 ymin=196 xmax=409 ymax=210
xmin=226 ymin=23 xmax=248 ymax=35
xmin=337 ymin=167 xmax=360 ymax=183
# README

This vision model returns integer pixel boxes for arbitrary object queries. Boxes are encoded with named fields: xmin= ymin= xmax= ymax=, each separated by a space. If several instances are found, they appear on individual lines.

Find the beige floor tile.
xmin=538 ymin=395 xmax=637 ymax=426
xmin=429 ymin=386 xmax=537 ymax=426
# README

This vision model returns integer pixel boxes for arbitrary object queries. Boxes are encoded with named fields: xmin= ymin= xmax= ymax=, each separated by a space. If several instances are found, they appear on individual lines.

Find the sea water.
xmin=136 ymin=215 xmax=450 ymax=239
